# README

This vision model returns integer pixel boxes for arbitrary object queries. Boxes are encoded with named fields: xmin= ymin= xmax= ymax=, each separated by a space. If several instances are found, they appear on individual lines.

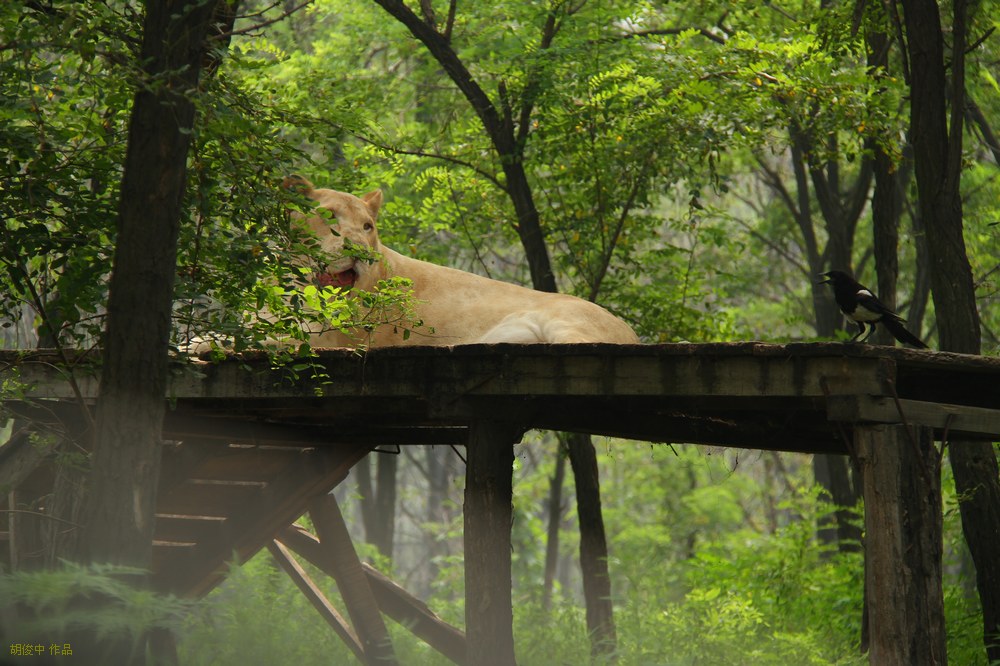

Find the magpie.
xmin=819 ymin=270 xmax=928 ymax=348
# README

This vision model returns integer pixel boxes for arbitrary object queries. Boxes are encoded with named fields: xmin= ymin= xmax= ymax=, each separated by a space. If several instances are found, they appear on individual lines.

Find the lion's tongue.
xmin=318 ymin=269 xmax=356 ymax=288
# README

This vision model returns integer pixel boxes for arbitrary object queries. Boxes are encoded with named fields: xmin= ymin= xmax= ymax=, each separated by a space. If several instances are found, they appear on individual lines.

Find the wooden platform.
xmin=8 ymin=342 xmax=1000 ymax=453
xmin=3 ymin=342 xmax=1000 ymax=664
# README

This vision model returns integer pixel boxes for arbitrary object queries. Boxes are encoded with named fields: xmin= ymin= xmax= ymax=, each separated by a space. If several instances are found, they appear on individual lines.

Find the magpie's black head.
xmin=819 ymin=270 xmax=852 ymax=286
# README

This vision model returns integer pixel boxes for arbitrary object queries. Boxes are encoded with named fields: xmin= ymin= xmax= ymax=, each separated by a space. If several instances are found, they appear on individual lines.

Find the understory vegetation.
xmin=2 ymin=0 xmax=999 ymax=663
xmin=6 ymin=445 xmax=985 ymax=664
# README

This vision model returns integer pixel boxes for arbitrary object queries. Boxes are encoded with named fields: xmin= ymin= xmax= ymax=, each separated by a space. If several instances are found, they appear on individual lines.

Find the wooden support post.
xmin=464 ymin=420 xmax=521 ymax=666
xmin=268 ymin=539 xmax=366 ymax=664
xmin=278 ymin=524 xmax=467 ymax=665
xmin=856 ymin=424 xmax=945 ymax=665
xmin=309 ymin=493 xmax=397 ymax=665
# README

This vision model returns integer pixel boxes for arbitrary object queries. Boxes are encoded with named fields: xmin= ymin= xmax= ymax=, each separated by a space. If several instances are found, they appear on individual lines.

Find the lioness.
xmin=286 ymin=177 xmax=639 ymax=347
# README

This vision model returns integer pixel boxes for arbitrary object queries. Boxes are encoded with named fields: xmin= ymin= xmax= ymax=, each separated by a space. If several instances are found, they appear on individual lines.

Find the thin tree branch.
xmin=349 ymin=131 xmax=504 ymax=189
xmin=212 ymin=0 xmax=313 ymax=40
xmin=731 ymin=216 xmax=810 ymax=277
xmin=618 ymin=27 xmax=726 ymax=45
xmin=588 ymin=158 xmax=654 ymax=301
xmin=947 ymin=0 xmax=969 ymax=186
xmin=444 ymin=0 xmax=456 ymax=42
xmin=967 ymin=95 xmax=1000 ymax=166
xmin=373 ymin=0 xmax=507 ymax=150
xmin=419 ymin=0 xmax=437 ymax=30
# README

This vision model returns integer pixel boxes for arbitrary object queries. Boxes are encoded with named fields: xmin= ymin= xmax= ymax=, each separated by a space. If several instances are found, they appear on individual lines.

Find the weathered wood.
xmin=4 ymin=342 xmax=1000 ymax=662
xmin=360 ymin=564 xmax=465 ymax=664
xmin=7 ymin=345 xmax=1000 ymax=457
xmin=309 ymin=493 xmax=398 ymax=665
xmin=827 ymin=395 xmax=1000 ymax=438
xmin=162 ymin=412 xmax=467 ymax=447
xmin=0 ymin=430 xmax=59 ymax=495
xmin=856 ymin=424 xmax=945 ymax=665
xmin=156 ymin=444 xmax=369 ymax=597
xmin=267 ymin=539 xmax=366 ymax=664
xmin=278 ymin=524 xmax=467 ymax=665
xmin=464 ymin=420 xmax=520 ymax=666
xmin=6 ymin=345 xmax=898 ymax=401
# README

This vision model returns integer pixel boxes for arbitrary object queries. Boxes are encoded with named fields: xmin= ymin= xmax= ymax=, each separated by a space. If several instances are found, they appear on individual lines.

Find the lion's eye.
xmin=363 ymin=222 xmax=374 ymax=231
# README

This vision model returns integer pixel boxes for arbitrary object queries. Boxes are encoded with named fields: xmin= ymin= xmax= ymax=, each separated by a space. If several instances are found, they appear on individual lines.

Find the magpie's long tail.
xmin=882 ymin=317 xmax=928 ymax=348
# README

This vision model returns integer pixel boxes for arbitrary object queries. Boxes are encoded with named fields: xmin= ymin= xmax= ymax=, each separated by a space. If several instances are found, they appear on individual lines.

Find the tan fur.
xmin=288 ymin=178 xmax=640 ymax=347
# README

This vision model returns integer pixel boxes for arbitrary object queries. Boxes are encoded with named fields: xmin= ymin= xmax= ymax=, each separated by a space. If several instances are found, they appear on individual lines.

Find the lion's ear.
xmin=282 ymin=174 xmax=314 ymax=195
xmin=362 ymin=189 xmax=383 ymax=219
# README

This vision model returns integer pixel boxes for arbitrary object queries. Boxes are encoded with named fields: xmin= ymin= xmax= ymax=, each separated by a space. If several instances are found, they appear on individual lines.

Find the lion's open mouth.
xmin=317 ymin=268 xmax=358 ymax=289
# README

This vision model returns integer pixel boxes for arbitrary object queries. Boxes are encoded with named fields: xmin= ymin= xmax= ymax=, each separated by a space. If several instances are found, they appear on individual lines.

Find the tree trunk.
xmin=372 ymin=452 xmax=397 ymax=560
xmin=780 ymin=127 xmax=866 ymax=552
xmin=372 ymin=0 xmax=557 ymax=293
xmin=566 ymin=432 xmax=617 ymax=659
xmin=812 ymin=454 xmax=861 ymax=551
xmin=82 ymin=1 xmax=220 ymax=662
xmin=901 ymin=0 xmax=1000 ymax=660
xmin=423 ymin=445 xmax=453 ymax=596
xmin=358 ymin=452 xmax=398 ymax=561
xmin=88 ymin=0 xmax=218 ymax=566
xmin=867 ymin=26 xmax=902 ymax=348
xmin=542 ymin=438 xmax=567 ymax=610
xmin=371 ymin=6 xmax=617 ymax=658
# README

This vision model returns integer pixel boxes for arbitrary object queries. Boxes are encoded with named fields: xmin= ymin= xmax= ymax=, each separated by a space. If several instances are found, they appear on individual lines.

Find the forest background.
xmin=1 ymin=0 xmax=999 ymax=664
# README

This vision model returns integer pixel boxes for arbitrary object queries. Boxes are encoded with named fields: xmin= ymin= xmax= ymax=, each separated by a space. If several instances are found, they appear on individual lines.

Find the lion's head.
xmin=284 ymin=176 xmax=384 ymax=292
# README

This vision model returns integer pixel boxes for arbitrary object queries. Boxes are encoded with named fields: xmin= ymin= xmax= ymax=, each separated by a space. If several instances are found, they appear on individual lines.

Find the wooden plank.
xmin=267 ymin=539 xmax=366 ymax=664
xmin=278 ymin=525 xmax=466 ymax=665
xmin=855 ymin=424 xmax=945 ymax=665
xmin=6 ymin=347 xmax=895 ymax=401
xmin=163 ymin=412 xmax=467 ymax=447
xmin=154 ymin=444 xmax=369 ymax=597
xmin=523 ymin=397 xmax=845 ymax=454
xmin=182 ymin=446 xmax=305 ymax=483
xmin=159 ymin=439 xmax=234 ymax=493
xmin=153 ymin=515 xmax=225 ymax=544
xmin=309 ymin=493 xmax=398 ymax=665
xmin=827 ymin=396 xmax=1000 ymax=437
xmin=464 ymin=420 xmax=520 ymax=666
xmin=156 ymin=481 xmax=263 ymax=518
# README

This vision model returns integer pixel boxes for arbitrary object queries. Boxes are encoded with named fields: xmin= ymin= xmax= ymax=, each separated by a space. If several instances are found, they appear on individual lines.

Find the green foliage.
xmin=0 ymin=562 xmax=191 ymax=662
xmin=2 ymin=0 xmax=997 ymax=662
xmin=177 ymin=548 xmax=463 ymax=666
xmin=1 ymin=0 xmax=423 ymax=359
xmin=1 ymin=1 xmax=134 ymax=342
xmin=177 ymin=555 xmax=354 ymax=665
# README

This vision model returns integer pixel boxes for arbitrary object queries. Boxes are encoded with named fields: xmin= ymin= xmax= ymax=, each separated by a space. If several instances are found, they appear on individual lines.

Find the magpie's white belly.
xmin=853 ymin=305 xmax=881 ymax=322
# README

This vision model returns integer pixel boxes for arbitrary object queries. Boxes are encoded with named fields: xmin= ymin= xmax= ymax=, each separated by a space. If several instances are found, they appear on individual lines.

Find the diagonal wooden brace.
xmin=309 ymin=493 xmax=398 ymax=665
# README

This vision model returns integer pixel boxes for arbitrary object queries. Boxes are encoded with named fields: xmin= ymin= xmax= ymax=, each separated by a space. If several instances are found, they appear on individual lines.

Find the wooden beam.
xmin=856 ymin=424 xmax=945 ymax=665
xmin=361 ymin=564 xmax=465 ymax=665
xmin=828 ymin=395 xmax=1000 ymax=438
xmin=464 ymin=420 xmax=520 ymax=666
xmin=7 ymin=345 xmax=898 ymax=401
xmin=267 ymin=539 xmax=366 ymax=664
xmin=309 ymin=493 xmax=398 ymax=665
xmin=162 ymin=412 xmax=467 ymax=447
xmin=278 ymin=524 xmax=466 ymax=665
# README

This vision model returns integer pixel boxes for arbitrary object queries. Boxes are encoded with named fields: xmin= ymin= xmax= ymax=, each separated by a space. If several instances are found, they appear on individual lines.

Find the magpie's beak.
xmin=817 ymin=273 xmax=831 ymax=285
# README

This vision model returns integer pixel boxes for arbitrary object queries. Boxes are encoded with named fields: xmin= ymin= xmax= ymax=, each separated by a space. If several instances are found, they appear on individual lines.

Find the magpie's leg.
xmin=849 ymin=322 xmax=865 ymax=342
xmin=861 ymin=323 xmax=876 ymax=343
